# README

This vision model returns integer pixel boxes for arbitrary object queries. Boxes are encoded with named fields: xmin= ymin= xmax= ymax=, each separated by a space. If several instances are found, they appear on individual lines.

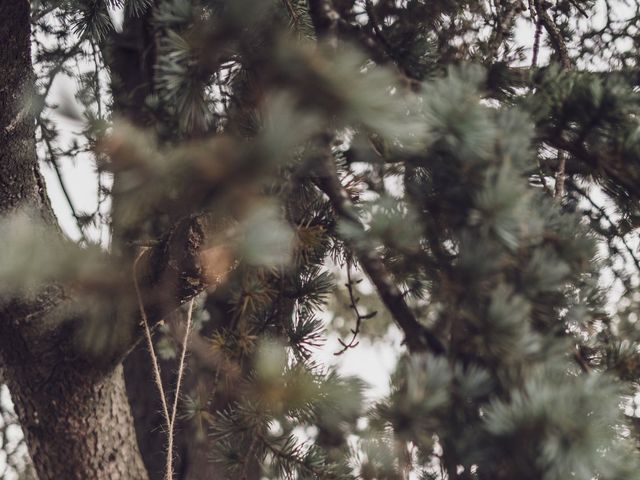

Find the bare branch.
xmin=334 ymin=266 xmax=377 ymax=355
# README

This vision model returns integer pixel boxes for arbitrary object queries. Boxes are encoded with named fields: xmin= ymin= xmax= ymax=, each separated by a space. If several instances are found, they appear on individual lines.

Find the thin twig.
xmin=334 ymin=265 xmax=377 ymax=355
xmin=167 ymin=299 xmax=194 ymax=480
xmin=532 ymin=20 xmax=542 ymax=68
xmin=133 ymin=250 xmax=171 ymax=475
xmin=282 ymin=0 xmax=301 ymax=25
xmin=134 ymin=248 xmax=197 ymax=480
xmin=37 ymin=118 xmax=90 ymax=244
xmin=568 ymin=0 xmax=589 ymax=18
xmin=529 ymin=0 xmax=543 ymax=68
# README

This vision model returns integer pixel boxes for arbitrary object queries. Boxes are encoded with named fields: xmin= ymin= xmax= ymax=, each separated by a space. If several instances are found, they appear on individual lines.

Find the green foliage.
xmin=6 ymin=0 xmax=640 ymax=478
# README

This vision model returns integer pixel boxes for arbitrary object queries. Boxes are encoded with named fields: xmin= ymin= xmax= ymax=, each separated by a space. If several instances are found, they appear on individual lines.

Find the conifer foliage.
xmin=2 ymin=0 xmax=640 ymax=479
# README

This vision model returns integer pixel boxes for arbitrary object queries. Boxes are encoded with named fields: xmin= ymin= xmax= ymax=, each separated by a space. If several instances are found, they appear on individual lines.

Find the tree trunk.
xmin=0 ymin=2 xmax=149 ymax=478
xmin=5 ymin=363 xmax=147 ymax=480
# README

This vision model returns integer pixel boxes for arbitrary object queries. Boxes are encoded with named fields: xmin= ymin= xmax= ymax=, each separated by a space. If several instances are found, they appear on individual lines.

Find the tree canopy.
xmin=2 ymin=1 xmax=640 ymax=479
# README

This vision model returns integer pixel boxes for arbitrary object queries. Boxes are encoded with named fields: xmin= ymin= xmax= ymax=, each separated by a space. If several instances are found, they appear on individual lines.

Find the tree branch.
xmin=0 ymin=0 xmax=65 ymax=367
xmin=486 ymin=0 xmax=527 ymax=60
xmin=313 ymin=148 xmax=445 ymax=355
xmin=546 ymin=134 xmax=640 ymax=201
xmin=533 ymin=0 xmax=571 ymax=70
xmin=306 ymin=1 xmax=443 ymax=354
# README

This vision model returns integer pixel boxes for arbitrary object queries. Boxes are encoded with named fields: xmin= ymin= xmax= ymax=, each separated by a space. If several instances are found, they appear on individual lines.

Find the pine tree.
xmin=2 ymin=0 xmax=640 ymax=479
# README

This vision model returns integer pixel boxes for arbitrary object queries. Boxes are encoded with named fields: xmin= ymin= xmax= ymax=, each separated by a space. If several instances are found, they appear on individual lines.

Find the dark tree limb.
xmin=307 ymin=0 xmax=443 ymax=355
xmin=546 ymin=134 xmax=640 ymax=202
xmin=313 ymin=149 xmax=445 ymax=355
xmin=533 ymin=0 xmax=571 ymax=70
xmin=486 ymin=0 xmax=527 ymax=60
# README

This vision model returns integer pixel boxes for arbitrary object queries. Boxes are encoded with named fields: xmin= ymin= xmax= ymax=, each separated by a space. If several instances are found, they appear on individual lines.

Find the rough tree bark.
xmin=0 ymin=2 xmax=148 ymax=479
xmin=2 ymin=3 xmax=280 ymax=479
xmin=0 ymin=3 xmax=213 ymax=479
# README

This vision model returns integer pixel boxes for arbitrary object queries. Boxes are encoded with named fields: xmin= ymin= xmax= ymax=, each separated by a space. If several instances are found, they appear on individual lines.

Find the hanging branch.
xmin=334 ymin=265 xmax=377 ymax=355
xmin=167 ymin=299 xmax=194 ymax=480
xmin=133 ymin=249 xmax=171 ymax=454
xmin=134 ymin=250 xmax=196 ymax=480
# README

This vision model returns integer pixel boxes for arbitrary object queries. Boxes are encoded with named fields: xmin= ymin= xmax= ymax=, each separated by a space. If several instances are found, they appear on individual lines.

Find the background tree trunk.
xmin=106 ymin=9 xmax=257 ymax=479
